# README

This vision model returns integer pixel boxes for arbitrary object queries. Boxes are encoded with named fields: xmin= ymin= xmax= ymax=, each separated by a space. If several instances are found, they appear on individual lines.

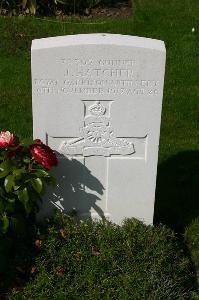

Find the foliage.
xmin=10 ymin=213 xmax=195 ymax=299
xmin=0 ymin=132 xmax=57 ymax=239
xmin=21 ymin=0 xmax=37 ymax=15
xmin=0 ymin=131 xmax=57 ymax=287
xmin=24 ymin=0 xmax=102 ymax=15
xmin=0 ymin=0 xmax=119 ymax=15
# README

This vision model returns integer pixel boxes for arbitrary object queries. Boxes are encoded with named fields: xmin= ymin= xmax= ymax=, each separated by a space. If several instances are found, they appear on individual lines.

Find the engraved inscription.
xmin=33 ymin=58 xmax=160 ymax=96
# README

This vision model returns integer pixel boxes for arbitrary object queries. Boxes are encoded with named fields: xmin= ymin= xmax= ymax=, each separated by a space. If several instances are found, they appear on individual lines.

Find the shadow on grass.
xmin=154 ymin=150 xmax=199 ymax=232
xmin=0 ymin=229 xmax=36 ymax=297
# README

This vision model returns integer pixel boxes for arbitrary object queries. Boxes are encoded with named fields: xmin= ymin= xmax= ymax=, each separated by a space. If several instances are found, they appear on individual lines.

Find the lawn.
xmin=0 ymin=0 xmax=199 ymax=297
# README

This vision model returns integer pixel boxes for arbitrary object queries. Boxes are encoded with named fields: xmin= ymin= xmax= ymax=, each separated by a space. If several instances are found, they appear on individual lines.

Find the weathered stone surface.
xmin=31 ymin=34 xmax=166 ymax=224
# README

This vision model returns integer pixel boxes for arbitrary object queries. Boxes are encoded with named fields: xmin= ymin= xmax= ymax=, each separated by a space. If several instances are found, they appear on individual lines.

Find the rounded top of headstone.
xmin=31 ymin=33 xmax=165 ymax=52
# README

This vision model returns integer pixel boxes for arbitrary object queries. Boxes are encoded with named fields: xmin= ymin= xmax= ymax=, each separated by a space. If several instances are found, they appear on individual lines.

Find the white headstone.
xmin=31 ymin=34 xmax=166 ymax=225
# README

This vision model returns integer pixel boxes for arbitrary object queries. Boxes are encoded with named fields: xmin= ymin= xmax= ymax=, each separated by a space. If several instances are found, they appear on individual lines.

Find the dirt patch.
xmin=87 ymin=2 xmax=132 ymax=19
xmin=1 ymin=1 xmax=132 ymax=18
xmin=55 ymin=1 xmax=132 ymax=20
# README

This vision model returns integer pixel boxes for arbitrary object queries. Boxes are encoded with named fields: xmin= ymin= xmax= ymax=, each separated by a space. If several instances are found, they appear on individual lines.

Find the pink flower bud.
xmin=0 ymin=131 xmax=15 ymax=148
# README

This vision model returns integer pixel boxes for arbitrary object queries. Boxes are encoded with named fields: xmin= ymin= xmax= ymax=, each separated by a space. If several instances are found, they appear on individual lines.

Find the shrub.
xmin=0 ymin=132 xmax=57 ymax=237
xmin=10 ymin=213 xmax=195 ymax=299
xmin=1 ymin=0 xmax=101 ymax=15
xmin=0 ymin=0 xmax=126 ymax=15
xmin=0 ymin=131 xmax=57 ymax=279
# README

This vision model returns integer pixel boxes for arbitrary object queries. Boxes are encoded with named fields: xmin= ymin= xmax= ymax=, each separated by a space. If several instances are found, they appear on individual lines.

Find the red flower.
xmin=0 ymin=131 xmax=15 ymax=148
xmin=30 ymin=139 xmax=58 ymax=170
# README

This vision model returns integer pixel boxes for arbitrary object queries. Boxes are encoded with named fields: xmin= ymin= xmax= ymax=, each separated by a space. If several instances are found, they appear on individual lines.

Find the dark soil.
xmin=86 ymin=1 xmax=132 ymax=19
xmin=0 ymin=1 xmax=132 ymax=18
xmin=55 ymin=1 xmax=132 ymax=20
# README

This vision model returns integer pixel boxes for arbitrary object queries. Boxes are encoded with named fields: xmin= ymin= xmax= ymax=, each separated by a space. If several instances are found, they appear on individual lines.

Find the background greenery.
xmin=0 ymin=0 xmax=125 ymax=15
xmin=0 ymin=0 xmax=198 ymax=297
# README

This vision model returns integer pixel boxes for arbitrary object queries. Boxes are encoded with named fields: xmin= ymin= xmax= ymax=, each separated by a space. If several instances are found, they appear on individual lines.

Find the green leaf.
xmin=23 ymin=157 xmax=31 ymax=164
xmin=17 ymin=188 xmax=30 ymax=214
xmin=4 ymin=174 xmax=15 ymax=193
xmin=13 ymin=168 xmax=26 ymax=179
xmin=17 ymin=187 xmax=29 ymax=204
xmin=34 ymin=169 xmax=50 ymax=178
xmin=0 ymin=161 xmax=11 ymax=178
xmin=0 ymin=169 xmax=10 ymax=179
xmin=0 ymin=161 xmax=11 ymax=170
xmin=1 ymin=215 xmax=9 ymax=234
xmin=14 ymin=185 xmax=20 ymax=191
xmin=5 ymin=201 xmax=15 ymax=213
xmin=29 ymin=0 xmax=36 ymax=14
xmin=8 ymin=198 xmax=15 ymax=203
xmin=31 ymin=178 xmax=43 ymax=193
xmin=21 ymin=0 xmax=27 ymax=9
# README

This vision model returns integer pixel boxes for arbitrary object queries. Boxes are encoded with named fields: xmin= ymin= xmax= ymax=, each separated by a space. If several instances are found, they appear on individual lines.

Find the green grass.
xmin=0 ymin=0 xmax=199 ymax=297
xmin=9 ymin=214 xmax=196 ymax=300
xmin=186 ymin=219 xmax=199 ymax=286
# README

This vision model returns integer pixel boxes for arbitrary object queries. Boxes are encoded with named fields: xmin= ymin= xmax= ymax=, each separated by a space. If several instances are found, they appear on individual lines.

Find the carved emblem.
xmin=59 ymin=101 xmax=135 ymax=157
xmin=89 ymin=101 xmax=106 ymax=116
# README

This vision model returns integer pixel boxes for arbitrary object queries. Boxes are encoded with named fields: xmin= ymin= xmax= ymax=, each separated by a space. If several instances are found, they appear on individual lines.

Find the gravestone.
xmin=31 ymin=34 xmax=166 ymax=225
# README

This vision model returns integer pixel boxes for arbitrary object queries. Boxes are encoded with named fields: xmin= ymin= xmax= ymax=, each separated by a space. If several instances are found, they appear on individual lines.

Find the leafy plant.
xmin=21 ymin=0 xmax=36 ymax=14
xmin=38 ymin=0 xmax=102 ymax=15
xmin=0 ymin=131 xmax=58 ymax=237
xmin=0 ymin=0 xmax=104 ymax=15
